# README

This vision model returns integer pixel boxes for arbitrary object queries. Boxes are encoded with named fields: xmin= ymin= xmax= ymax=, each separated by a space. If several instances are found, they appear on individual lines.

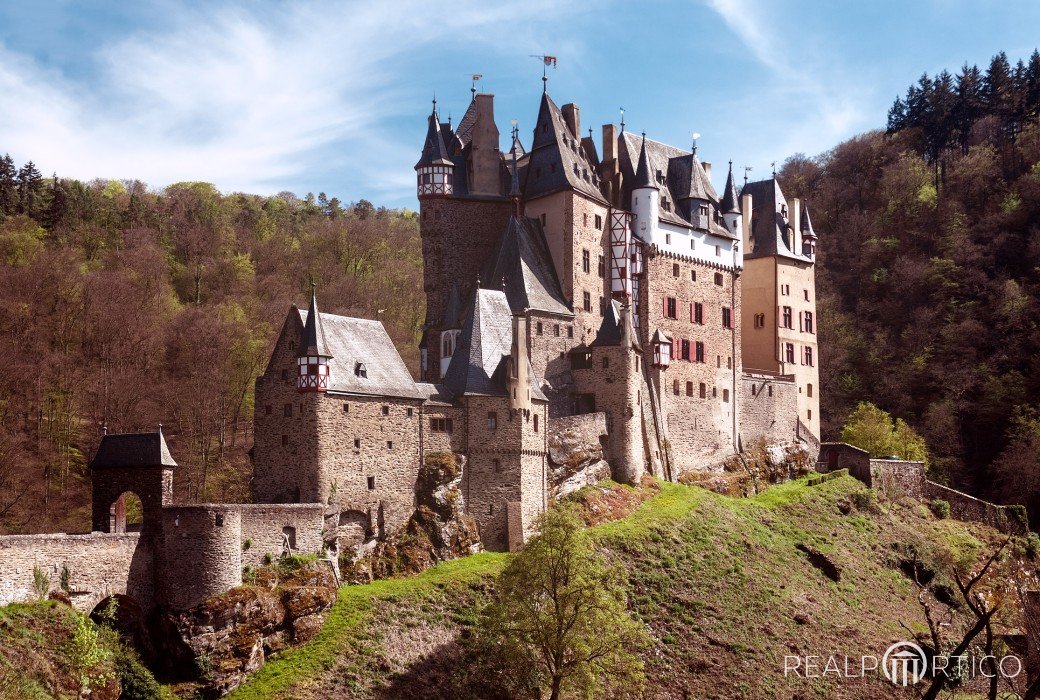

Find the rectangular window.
xmin=598 ymin=255 xmax=605 ymax=277
xmin=693 ymin=302 xmax=703 ymax=324
xmin=430 ymin=417 xmax=454 ymax=433
xmin=785 ymin=343 xmax=795 ymax=364
xmin=536 ymin=322 xmax=543 ymax=335
xmin=723 ymin=389 xmax=730 ymax=402
xmin=533 ymin=414 xmax=539 ymax=432
xmin=807 ymin=383 xmax=813 ymax=398
xmin=673 ymin=379 xmax=680 ymax=396
xmin=284 ymin=404 xmax=292 ymax=417
xmin=568 ymin=325 xmax=574 ymax=338
xmin=342 ymin=403 xmax=349 ymax=413
xmin=804 ymin=346 xmax=814 ymax=366
xmin=387 ymin=441 xmax=393 ymax=450
xmin=487 ymin=412 xmax=498 ymax=430
xmin=686 ymin=381 xmax=693 ymax=397
xmin=699 ymin=382 xmax=706 ymax=399
xmin=754 ymin=313 xmax=765 ymax=328
xmin=665 ymin=233 xmax=671 ymax=244
xmin=583 ymin=291 xmax=591 ymax=312
xmin=583 ymin=213 xmax=588 ymax=226
xmin=714 ymin=272 xmax=723 ymax=286
xmin=804 ymin=311 xmax=814 ymax=334
xmin=595 ymin=214 xmax=602 ymax=228
xmin=695 ymin=341 xmax=705 ymax=363
xmin=554 ymin=324 xmax=561 ymax=336
xmin=664 ymin=297 xmax=677 ymax=319
xmin=382 ymin=405 xmax=390 ymax=415
xmin=354 ymin=438 xmax=360 ymax=448
xmin=722 ymin=307 xmax=732 ymax=328
xmin=407 ymin=407 xmax=414 ymax=417
xmin=782 ymin=306 xmax=793 ymax=329
xmin=690 ymin=269 xmax=697 ymax=282
xmin=804 ymin=289 xmax=810 ymax=301
xmin=681 ymin=339 xmax=690 ymax=361
xmin=582 ymin=249 xmax=591 ymax=273
xmin=673 ymin=263 xmax=680 ymax=277
xmin=367 ymin=476 xmax=375 ymax=490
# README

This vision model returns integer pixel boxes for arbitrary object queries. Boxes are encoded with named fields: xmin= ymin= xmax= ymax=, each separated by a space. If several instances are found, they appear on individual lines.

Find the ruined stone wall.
xmin=739 ymin=371 xmax=798 ymax=448
xmin=253 ymin=312 xmax=322 ymax=503
xmin=161 ymin=506 xmax=243 ymax=610
xmin=314 ymin=394 xmax=423 ymax=540
xmin=923 ymin=481 xmax=1028 ymax=535
xmin=420 ymin=196 xmax=512 ymax=374
xmin=640 ymin=251 xmax=742 ymax=473
xmin=238 ymin=504 xmax=326 ymax=568
xmin=0 ymin=532 xmax=153 ymax=613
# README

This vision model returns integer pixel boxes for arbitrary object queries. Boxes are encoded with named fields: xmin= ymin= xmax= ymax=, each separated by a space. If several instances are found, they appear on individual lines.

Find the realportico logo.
xmin=783 ymin=640 xmax=1023 ymax=686
xmin=882 ymin=641 xmax=928 ymax=686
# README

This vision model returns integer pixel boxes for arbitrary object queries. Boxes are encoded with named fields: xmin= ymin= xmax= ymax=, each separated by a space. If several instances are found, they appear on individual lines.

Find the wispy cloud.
xmin=0 ymin=0 xmax=575 ymax=195
xmin=705 ymin=0 xmax=870 ymax=162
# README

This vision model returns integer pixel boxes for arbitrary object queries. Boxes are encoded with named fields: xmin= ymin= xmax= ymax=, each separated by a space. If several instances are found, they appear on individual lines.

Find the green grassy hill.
xmin=227 ymin=475 xmax=1026 ymax=700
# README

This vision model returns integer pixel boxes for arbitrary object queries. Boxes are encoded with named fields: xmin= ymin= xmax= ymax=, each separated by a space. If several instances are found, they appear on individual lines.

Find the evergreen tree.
xmin=0 ymin=154 xmax=16 ymax=216
xmin=1025 ymin=49 xmax=1040 ymax=117
xmin=955 ymin=63 xmax=984 ymax=152
xmin=16 ymin=160 xmax=44 ymax=218
xmin=887 ymin=96 xmax=907 ymax=133
xmin=45 ymin=174 xmax=69 ymax=230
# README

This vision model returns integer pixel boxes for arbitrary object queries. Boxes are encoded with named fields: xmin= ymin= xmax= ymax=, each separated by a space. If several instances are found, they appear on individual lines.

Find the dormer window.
xmin=354 ymin=362 xmax=367 ymax=378
xmin=655 ymin=169 xmax=663 ymax=184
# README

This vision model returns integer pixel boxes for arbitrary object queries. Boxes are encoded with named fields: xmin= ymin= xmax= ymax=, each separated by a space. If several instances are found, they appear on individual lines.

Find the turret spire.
xmin=297 ymin=283 xmax=333 ymax=392
xmin=720 ymin=161 xmax=740 ymax=214
xmin=633 ymin=132 xmax=657 ymax=190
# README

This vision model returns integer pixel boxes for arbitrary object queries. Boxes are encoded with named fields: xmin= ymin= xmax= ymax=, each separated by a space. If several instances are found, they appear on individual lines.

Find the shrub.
xmin=243 ymin=538 xmax=253 ymax=551
xmin=59 ymin=565 xmax=72 ymax=594
xmin=1024 ymin=533 xmax=1040 ymax=559
xmin=852 ymin=489 xmax=877 ymax=511
xmin=1006 ymin=504 xmax=1028 ymax=527
xmin=31 ymin=565 xmax=49 ymax=600
xmin=114 ymin=646 xmax=164 ymax=700
xmin=262 ymin=553 xmax=273 ymax=565
xmin=930 ymin=499 xmax=951 ymax=519
xmin=67 ymin=613 xmax=113 ymax=692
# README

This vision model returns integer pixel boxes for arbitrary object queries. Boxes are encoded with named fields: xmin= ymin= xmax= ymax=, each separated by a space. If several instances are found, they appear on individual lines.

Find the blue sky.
xmin=2 ymin=0 xmax=1039 ymax=209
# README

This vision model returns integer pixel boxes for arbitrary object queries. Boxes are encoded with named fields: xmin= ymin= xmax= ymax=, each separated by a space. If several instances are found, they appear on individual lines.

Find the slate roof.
xmin=297 ymin=309 xmax=421 ymax=399
xmin=454 ymin=98 xmax=478 ymax=147
xmin=414 ymin=382 xmax=454 ymax=406
xmin=441 ymin=289 xmax=547 ymax=401
xmin=633 ymin=135 xmax=656 ymax=189
xmin=523 ymin=91 xmax=606 ymax=204
xmin=740 ymin=178 xmax=809 ymax=262
xmin=481 ymin=216 xmax=571 ymax=316
xmin=299 ymin=287 xmax=331 ymax=357
xmin=801 ymin=205 xmax=817 ymax=238
xmin=91 ymin=431 xmax=177 ymax=470
xmin=592 ymin=299 xmax=640 ymax=350
xmin=720 ymin=163 xmax=741 ymax=214
xmin=415 ymin=106 xmax=453 ymax=168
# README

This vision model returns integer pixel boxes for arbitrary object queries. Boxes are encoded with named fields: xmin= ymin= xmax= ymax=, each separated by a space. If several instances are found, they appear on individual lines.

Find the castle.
xmin=253 ymin=84 xmax=821 ymax=552
xmin=0 ymin=82 xmax=822 ymax=616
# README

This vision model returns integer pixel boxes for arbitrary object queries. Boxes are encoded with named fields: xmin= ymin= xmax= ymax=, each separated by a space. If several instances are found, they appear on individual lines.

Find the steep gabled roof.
xmin=441 ymin=289 xmax=547 ymax=401
xmin=299 ymin=286 xmax=332 ymax=358
xmin=91 ymin=430 xmax=177 ymax=470
xmin=741 ymin=178 xmax=809 ymax=262
xmin=482 ymin=216 xmax=571 ymax=316
xmin=668 ymin=152 xmax=718 ymax=204
xmin=297 ymin=309 xmax=421 ymax=399
xmin=801 ymin=205 xmax=817 ymax=239
xmin=416 ymin=105 xmax=453 ymax=169
xmin=523 ymin=91 xmax=606 ymax=203
xmin=619 ymin=131 xmax=710 ymax=231
xmin=720 ymin=162 xmax=741 ymax=214
xmin=454 ymin=98 xmax=478 ymax=147
xmin=592 ymin=299 xmax=640 ymax=350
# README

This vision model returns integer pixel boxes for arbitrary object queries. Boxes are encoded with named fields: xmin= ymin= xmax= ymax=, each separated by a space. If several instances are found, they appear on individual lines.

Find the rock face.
xmin=344 ymin=452 xmax=481 ymax=583
xmin=678 ymin=439 xmax=813 ymax=496
xmin=547 ymin=419 xmax=612 ymax=500
xmin=152 ymin=561 xmax=337 ymax=698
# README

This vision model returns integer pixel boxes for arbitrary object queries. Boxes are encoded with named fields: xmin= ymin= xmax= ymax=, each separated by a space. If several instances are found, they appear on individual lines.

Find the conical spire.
xmin=720 ymin=161 xmax=740 ymax=214
xmin=415 ymin=100 xmax=453 ymax=169
xmin=800 ymin=205 xmax=816 ymax=236
xmin=633 ymin=133 xmax=657 ymax=190
xmin=300 ymin=283 xmax=332 ymax=358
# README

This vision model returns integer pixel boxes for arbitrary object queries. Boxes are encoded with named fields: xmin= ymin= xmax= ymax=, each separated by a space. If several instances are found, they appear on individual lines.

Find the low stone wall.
xmin=547 ymin=413 xmax=607 ymax=450
xmin=162 ymin=506 xmax=244 ymax=611
xmin=0 ymin=532 xmax=152 ymax=613
xmin=923 ymin=481 xmax=1028 ymax=535
xmin=818 ymin=442 xmax=870 ymax=481
xmin=870 ymin=459 xmax=927 ymax=500
xmin=238 ymin=503 xmax=326 ymax=568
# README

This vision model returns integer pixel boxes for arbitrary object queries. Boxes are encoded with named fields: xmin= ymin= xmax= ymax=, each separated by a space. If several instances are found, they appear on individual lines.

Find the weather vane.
xmin=529 ymin=55 xmax=557 ymax=91
xmin=744 ymin=165 xmax=753 ymax=186
xmin=619 ymin=107 xmax=625 ymax=133
xmin=469 ymin=73 xmax=483 ymax=97
xmin=690 ymin=131 xmax=701 ymax=155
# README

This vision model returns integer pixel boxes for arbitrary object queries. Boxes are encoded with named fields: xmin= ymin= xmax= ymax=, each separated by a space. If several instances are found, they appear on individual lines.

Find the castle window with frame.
xmin=354 ymin=438 xmax=361 ymax=448
xmin=692 ymin=302 xmax=703 ymax=324
xmin=536 ymin=322 xmax=543 ymax=335
xmin=768 ymin=385 xmax=773 ymax=397
xmin=582 ymin=249 xmax=590 ymax=273
xmin=554 ymin=323 xmax=561 ymax=336
xmin=664 ymin=296 xmax=677 ymax=319
xmin=723 ymin=389 xmax=730 ymax=402
xmin=781 ymin=284 xmax=790 ymax=296
xmin=804 ymin=289 xmax=810 ymax=301
xmin=727 ymin=356 xmax=732 ymax=369
xmin=785 ymin=343 xmax=795 ymax=364
xmin=343 ymin=403 xmax=349 ymax=413
xmin=430 ymin=417 xmax=453 ymax=433
xmin=387 ymin=441 xmax=393 ymax=450
xmin=754 ymin=313 xmax=765 ymax=328
xmin=751 ymin=385 xmax=757 ymax=396
xmin=722 ymin=307 xmax=732 ymax=328
xmin=596 ymin=214 xmax=603 ymax=229
xmin=804 ymin=311 xmax=814 ymax=334
xmin=583 ymin=292 xmax=591 ymax=312
xmin=714 ymin=272 xmax=724 ymax=286
xmin=284 ymin=404 xmax=292 ymax=417
xmin=598 ymin=255 xmax=605 ymax=277
xmin=355 ymin=362 xmax=367 ymax=378
xmin=673 ymin=263 xmax=680 ymax=278
xmin=382 ymin=405 xmax=389 ymax=416
xmin=695 ymin=341 xmax=705 ymax=363
xmin=367 ymin=476 xmax=375 ymax=490
xmin=487 ymin=412 xmax=498 ymax=430
xmin=533 ymin=414 xmax=539 ymax=432
xmin=712 ymin=387 xmax=718 ymax=398
xmin=807 ymin=383 xmax=813 ymax=398
xmin=782 ymin=306 xmax=793 ymax=329
xmin=686 ymin=381 xmax=693 ymax=397
xmin=407 ymin=407 xmax=414 ymax=417
xmin=690 ymin=269 xmax=696 ymax=281
xmin=673 ymin=379 xmax=680 ymax=396
xmin=568 ymin=325 xmax=574 ymax=338
xmin=803 ymin=346 xmax=814 ymax=366
xmin=681 ymin=339 xmax=690 ymax=361
xmin=699 ymin=382 xmax=706 ymax=398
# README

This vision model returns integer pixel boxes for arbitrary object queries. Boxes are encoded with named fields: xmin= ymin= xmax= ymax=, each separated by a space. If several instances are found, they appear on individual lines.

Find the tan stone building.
xmin=253 ymin=83 xmax=823 ymax=551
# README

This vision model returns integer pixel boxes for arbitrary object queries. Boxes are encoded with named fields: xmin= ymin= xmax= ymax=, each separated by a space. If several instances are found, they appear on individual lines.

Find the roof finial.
xmin=619 ymin=107 xmax=625 ymax=133
xmin=690 ymin=131 xmax=700 ymax=156
xmin=102 ymin=424 xmax=108 ymax=436
xmin=157 ymin=423 xmax=163 ymax=434
xmin=470 ymin=73 xmax=482 ymax=98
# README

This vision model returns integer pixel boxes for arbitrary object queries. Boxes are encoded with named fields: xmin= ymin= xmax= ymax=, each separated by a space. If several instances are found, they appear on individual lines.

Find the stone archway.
xmin=90 ymin=593 xmax=146 ymax=650
xmin=109 ymin=491 xmax=144 ymax=533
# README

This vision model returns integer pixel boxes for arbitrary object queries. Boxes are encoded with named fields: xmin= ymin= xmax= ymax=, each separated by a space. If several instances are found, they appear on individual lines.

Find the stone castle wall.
xmin=641 ymin=250 xmax=742 ymax=473
xmin=0 ymin=532 xmax=153 ymax=613
xmin=527 ymin=311 xmax=581 ymax=418
xmin=161 ymin=506 xmax=243 ymax=610
xmin=923 ymin=480 xmax=1027 ymax=535
xmin=238 ymin=504 xmax=326 ymax=568
xmin=739 ymin=371 xmax=799 ymax=448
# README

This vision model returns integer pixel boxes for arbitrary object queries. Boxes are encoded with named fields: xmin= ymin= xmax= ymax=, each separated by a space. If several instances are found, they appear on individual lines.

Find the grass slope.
xmin=228 ymin=475 xmax=1018 ymax=699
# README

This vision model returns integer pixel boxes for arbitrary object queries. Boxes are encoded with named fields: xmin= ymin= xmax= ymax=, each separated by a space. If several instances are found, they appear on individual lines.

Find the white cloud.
xmin=0 ymin=0 xmax=574 ymax=195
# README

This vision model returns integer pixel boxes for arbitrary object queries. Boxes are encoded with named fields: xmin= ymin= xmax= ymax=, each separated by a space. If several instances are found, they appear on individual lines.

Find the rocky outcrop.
xmin=547 ymin=414 xmax=612 ymax=499
xmin=152 ymin=560 xmax=337 ymax=698
xmin=343 ymin=452 xmax=481 ymax=584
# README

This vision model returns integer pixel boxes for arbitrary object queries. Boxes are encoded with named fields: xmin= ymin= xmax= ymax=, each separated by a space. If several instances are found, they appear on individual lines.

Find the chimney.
xmin=562 ymin=103 xmax=580 ymax=139
xmin=469 ymin=94 xmax=501 ymax=196
xmin=701 ymin=161 xmax=712 ymax=179
xmin=509 ymin=314 xmax=531 ymax=411
xmin=741 ymin=193 xmax=753 ymax=255
xmin=789 ymin=198 xmax=801 ymax=256
xmin=602 ymin=124 xmax=617 ymax=163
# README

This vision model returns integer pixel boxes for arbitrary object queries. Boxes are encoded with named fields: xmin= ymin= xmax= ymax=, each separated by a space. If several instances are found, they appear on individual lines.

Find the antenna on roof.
xmin=470 ymin=73 xmax=483 ymax=98
xmin=529 ymin=55 xmax=557 ymax=91
xmin=619 ymin=107 xmax=625 ymax=133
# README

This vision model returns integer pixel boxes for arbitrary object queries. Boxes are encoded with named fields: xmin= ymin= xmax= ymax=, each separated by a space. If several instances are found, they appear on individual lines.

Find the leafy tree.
xmin=991 ymin=408 xmax=1040 ymax=527
xmin=840 ymin=402 xmax=928 ymax=464
xmin=479 ymin=504 xmax=647 ymax=700
xmin=0 ymin=214 xmax=47 ymax=266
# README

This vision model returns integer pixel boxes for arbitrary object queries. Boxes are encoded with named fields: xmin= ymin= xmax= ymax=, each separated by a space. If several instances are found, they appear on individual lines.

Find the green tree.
xmin=0 ymin=153 xmax=17 ymax=215
xmin=479 ymin=504 xmax=647 ymax=700
xmin=841 ymin=402 xmax=928 ymax=463
xmin=16 ymin=160 xmax=44 ymax=218
xmin=0 ymin=214 xmax=46 ymax=266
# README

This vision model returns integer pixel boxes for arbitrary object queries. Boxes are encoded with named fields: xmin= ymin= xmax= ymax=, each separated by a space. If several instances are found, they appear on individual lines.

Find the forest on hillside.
xmin=781 ymin=49 xmax=1040 ymax=522
xmin=0 ymin=163 xmax=423 ymax=533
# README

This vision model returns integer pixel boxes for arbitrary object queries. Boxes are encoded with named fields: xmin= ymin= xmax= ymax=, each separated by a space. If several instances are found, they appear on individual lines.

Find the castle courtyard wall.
xmin=237 ymin=503 xmax=326 ymax=567
xmin=739 ymin=371 xmax=798 ymax=447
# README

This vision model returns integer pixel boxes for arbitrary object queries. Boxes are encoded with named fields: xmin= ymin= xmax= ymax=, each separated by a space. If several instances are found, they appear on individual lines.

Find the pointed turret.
xmin=633 ymin=133 xmax=657 ymax=190
xmin=720 ymin=161 xmax=742 ymax=236
xmin=297 ymin=285 xmax=333 ymax=392
xmin=800 ymin=204 xmax=818 ymax=260
xmin=415 ymin=100 xmax=455 ymax=197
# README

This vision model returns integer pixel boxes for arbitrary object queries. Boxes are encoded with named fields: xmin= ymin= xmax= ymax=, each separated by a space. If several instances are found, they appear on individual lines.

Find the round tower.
xmin=720 ymin=161 xmax=742 ymax=236
xmin=630 ymin=133 xmax=659 ymax=242
xmin=415 ymin=99 xmax=455 ymax=198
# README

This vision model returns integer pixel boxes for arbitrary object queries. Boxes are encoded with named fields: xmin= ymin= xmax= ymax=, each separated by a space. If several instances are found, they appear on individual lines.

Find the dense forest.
xmin=0 ymin=162 xmax=423 ymax=533
xmin=3 ymin=48 xmax=1040 ymax=533
xmin=782 ymin=49 xmax=1040 ymax=522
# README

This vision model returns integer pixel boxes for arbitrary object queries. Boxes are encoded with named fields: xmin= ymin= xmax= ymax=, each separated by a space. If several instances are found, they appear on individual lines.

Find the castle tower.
xmin=90 ymin=428 xmax=175 ymax=534
xmin=720 ymin=162 xmax=742 ymax=237
xmin=297 ymin=285 xmax=333 ymax=392
xmin=629 ymin=134 xmax=659 ymax=243
xmin=801 ymin=205 xmax=818 ymax=260
xmin=415 ymin=100 xmax=454 ymax=197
